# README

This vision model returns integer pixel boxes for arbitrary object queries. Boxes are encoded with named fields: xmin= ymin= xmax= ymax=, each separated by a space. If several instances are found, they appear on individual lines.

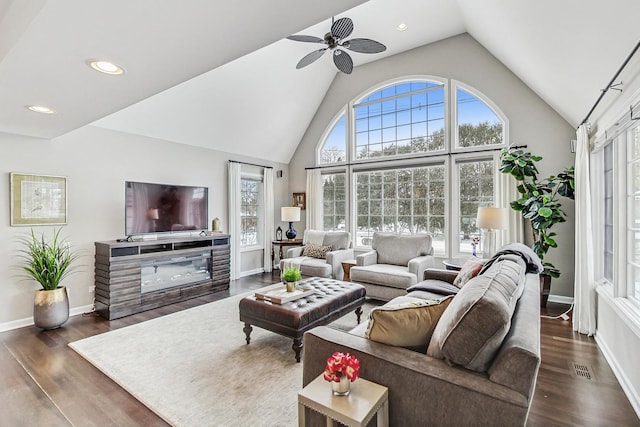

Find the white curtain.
xmin=573 ymin=124 xmax=596 ymax=336
xmin=496 ymin=154 xmax=525 ymax=248
xmin=306 ymin=169 xmax=323 ymax=230
xmin=228 ymin=162 xmax=242 ymax=280
xmin=263 ymin=168 xmax=274 ymax=273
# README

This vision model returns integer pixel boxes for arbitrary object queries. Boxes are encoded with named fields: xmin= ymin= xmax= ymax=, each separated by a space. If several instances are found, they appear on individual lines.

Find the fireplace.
xmin=140 ymin=252 xmax=212 ymax=293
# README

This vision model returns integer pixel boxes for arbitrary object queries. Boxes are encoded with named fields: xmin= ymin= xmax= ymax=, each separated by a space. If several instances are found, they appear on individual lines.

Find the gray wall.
xmin=0 ymin=125 xmax=289 ymax=328
xmin=289 ymin=33 xmax=576 ymax=298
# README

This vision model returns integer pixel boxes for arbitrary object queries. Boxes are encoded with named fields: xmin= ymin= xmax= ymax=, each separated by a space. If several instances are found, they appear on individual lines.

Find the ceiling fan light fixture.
xmin=26 ymin=105 xmax=55 ymax=114
xmin=88 ymin=60 xmax=125 ymax=75
xmin=397 ymin=23 xmax=408 ymax=31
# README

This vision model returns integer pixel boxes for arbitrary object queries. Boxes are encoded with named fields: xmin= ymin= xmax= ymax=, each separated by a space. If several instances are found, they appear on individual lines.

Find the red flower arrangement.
xmin=323 ymin=351 xmax=360 ymax=383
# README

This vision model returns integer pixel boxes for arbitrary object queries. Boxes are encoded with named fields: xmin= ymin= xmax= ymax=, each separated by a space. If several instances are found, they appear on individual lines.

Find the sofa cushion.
xmin=453 ymin=257 xmax=486 ymax=288
xmin=373 ymin=233 xmax=432 ymax=266
xmin=350 ymin=264 xmax=417 ymax=289
xmin=366 ymin=295 xmax=453 ymax=352
xmin=427 ymin=256 xmax=526 ymax=372
xmin=302 ymin=243 xmax=332 ymax=259
xmin=322 ymin=231 xmax=350 ymax=250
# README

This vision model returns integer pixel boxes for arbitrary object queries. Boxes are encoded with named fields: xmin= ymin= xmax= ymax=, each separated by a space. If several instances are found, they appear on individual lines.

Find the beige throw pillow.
xmin=365 ymin=295 xmax=453 ymax=352
xmin=302 ymin=243 xmax=332 ymax=259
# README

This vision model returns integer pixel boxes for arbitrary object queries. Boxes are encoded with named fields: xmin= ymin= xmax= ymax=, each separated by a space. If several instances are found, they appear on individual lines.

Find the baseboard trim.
xmin=548 ymin=294 xmax=574 ymax=305
xmin=0 ymin=304 xmax=95 ymax=333
xmin=595 ymin=333 xmax=640 ymax=419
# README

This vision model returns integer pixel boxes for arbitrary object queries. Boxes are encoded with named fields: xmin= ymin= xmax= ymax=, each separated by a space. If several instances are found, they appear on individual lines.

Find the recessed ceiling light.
xmin=397 ymin=23 xmax=408 ymax=32
xmin=88 ymin=60 xmax=125 ymax=75
xmin=26 ymin=105 xmax=55 ymax=114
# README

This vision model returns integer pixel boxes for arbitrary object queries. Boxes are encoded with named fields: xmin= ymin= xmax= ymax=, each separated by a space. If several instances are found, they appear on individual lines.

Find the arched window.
xmin=316 ymin=78 xmax=507 ymax=257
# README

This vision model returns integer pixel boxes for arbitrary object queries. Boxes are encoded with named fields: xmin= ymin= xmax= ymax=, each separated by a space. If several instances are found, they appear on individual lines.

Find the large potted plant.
xmin=18 ymin=228 xmax=81 ymax=329
xmin=499 ymin=146 xmax=574 ymax=305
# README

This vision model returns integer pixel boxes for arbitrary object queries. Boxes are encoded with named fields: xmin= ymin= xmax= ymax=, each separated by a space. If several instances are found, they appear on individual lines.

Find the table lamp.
xmin=281 ymin=206 xmax=301 ymax=240
xmin=476 ymin=207 xmax=508 ymax=258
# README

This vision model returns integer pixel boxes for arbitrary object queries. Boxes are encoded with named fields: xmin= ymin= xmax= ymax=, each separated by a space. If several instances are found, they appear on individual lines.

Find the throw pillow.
xmin=452 ymin=257 xmax=485 ymax=288
xmin=365 ymin=295 xmax=453 ymax=352
xmin=302 ymin=243 xmax=332 ymax=259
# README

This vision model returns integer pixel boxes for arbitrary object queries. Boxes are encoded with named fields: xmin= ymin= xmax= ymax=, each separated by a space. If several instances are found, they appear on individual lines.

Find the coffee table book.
xmin=255 ymin=283 xmax=314 ymax=304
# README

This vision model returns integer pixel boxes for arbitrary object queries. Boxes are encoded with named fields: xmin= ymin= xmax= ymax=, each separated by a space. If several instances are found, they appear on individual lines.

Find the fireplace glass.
xmin=141 ymin=252 xmax=211 ymax=293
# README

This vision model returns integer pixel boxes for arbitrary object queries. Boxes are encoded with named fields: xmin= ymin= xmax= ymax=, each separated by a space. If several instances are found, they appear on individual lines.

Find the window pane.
xmin=629 ymin=127 xmax=640 ymax=299
xmin=354 ymin=165 xmax=446 ymax=252
xmin=604 ymin=142 xmax=613 ymax=281
xmin=457 ymin=88 xmax=503 ymax=147
xmin=458 ymin=160 xmax=494 ymax=253
xmin=319 ymin=113 xmax=347 ymax=164
xmin=353 ymin=82 xmax=445 ymax=160
xmin=322 ymin=173 xmax=346 ymax=231
xmin=240 ymin=178 xmax=260 ymax=247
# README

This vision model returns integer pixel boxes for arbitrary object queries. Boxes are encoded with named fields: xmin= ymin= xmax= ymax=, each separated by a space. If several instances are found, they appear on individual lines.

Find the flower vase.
xmin=332 ymin=376 xmax=350 ymax=396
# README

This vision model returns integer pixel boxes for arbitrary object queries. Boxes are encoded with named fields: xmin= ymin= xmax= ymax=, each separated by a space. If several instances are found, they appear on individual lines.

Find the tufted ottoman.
xmin=239 ymin=277 xmax=366 ymax=362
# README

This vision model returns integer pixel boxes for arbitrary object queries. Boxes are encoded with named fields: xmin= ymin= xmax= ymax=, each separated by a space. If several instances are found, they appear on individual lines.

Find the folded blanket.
xmin=479 ymin=242 xmax=543 ymax=274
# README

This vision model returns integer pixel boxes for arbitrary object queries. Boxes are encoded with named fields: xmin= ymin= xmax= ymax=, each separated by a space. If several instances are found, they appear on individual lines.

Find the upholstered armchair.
xmin=280 ymin=230 xmax=354 ymax=280
xmin=350 ymin=232 xmax=435 ymax=300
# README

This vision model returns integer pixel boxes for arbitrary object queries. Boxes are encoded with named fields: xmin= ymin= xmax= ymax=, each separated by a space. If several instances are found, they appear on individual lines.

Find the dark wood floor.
xmin=1 ymin=273 xmax=638 ymax=426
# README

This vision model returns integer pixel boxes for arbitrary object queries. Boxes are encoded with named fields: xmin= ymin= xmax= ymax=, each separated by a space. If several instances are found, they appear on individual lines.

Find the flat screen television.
xmin=125 ymin=181 xmax=208 ymax=236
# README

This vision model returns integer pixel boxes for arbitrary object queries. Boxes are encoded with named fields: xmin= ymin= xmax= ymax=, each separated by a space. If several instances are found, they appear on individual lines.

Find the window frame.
xmin=316 ymin=76 xmax=508 ymax=257
xmin=239 ymin=173 xmax=263 ymax=251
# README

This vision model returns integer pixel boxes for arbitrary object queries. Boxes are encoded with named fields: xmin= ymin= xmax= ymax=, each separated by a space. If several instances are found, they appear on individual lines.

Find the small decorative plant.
xmin=281 ymin=267 xmax=302 ymax=283
xmin=499 ymin=146 xmax=574 ymax=277
xmin=323 ymin=351 xmax=360 ymax=383
xmin=18 ymin=228 xmax=81 ymax=290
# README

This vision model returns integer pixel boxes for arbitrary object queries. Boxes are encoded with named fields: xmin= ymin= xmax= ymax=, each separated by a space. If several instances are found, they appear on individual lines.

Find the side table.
xmin=441 ymin=257 xmax=469 ymax=271
xmin=298 ymin=374 xmax=389 ymax=427
xmin=341 ymin=259 xmax=357 ymax=282
xmin=271 ymin=239 xmax=304 ymax=270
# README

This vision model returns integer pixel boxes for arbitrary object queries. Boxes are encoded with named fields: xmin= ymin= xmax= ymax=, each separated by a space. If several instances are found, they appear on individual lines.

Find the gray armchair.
xmin=350 ymin=232 xmax=435 ymax=300
xmin=280 ymin=230 xmax=353 ymax=280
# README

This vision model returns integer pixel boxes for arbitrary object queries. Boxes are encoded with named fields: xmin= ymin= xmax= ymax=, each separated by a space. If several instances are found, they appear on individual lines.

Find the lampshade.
xmin=147 ymin=208 xmax=159 ymax=220
xmin=476 ymin=207 xmax=508 ymax=230
xmin=281 ymin=206 xmax=301 ymax=222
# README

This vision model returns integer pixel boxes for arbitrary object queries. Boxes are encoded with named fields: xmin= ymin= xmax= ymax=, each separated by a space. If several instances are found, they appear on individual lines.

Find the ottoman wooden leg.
xmin=355 ymin=306 xmax=363 ymax=324
xmin=243 ymin=322 xmax=253 ymax=345
xmin=292 ymin=337 xmax=303 ymax=363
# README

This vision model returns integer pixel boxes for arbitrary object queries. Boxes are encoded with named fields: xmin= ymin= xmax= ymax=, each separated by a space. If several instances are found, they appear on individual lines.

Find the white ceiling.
xmin=1 ymin=0 xmax=639 ymax=164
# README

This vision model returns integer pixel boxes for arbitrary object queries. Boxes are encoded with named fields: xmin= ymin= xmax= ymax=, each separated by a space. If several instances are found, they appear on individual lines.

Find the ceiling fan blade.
xmin=331 ymin=17 xmax=354 ymax=40
xmin=343 ymin=38 xmax=387 ymax=54
xmin=286 ymin=35 xmax=324 ymax=44
xmin=333 ymin=49 xmax=353 ymax=74
xmin=296 ymin=48 xmax=327 ymax=69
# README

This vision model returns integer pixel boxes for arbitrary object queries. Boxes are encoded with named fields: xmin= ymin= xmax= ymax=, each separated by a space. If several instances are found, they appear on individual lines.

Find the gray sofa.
xmin=349 ymin=232 xmax=435 ymax=301
xmin=302 ymin=253 xmax=541 ymax=426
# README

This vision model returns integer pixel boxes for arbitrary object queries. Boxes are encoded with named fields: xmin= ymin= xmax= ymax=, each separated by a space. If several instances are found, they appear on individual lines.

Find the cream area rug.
xmin=69 ymin=288 xmax=373 ymax=427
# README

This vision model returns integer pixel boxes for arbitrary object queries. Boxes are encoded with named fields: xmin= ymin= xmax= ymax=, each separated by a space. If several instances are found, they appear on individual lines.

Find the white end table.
xmin=298 ymin=374 xmax=389 ymax=427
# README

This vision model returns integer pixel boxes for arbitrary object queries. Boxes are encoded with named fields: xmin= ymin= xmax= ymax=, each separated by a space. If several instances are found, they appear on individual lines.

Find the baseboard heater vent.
xmin=572 ymin=362 xmax=594 ymax=380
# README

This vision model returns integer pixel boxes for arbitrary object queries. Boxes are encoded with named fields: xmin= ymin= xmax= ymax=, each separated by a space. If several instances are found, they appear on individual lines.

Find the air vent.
xmin=572 ymin=362 xmax=593 ymax=380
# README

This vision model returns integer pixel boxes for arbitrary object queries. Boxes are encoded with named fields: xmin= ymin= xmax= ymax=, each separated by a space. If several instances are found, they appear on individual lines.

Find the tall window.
xmin=240 ymin=178 xmax=261 ymax=247
xmin=457 ymin=159 xmax=495 ymax=252
xmin=628 ymin=126 xmax=640 ymax=302
xmin=317 ymin=78 xmax=506 ymax=256
xmin=604 ymin=142 xmax=614 ymax=281
xmin=323 ymin=173 xmax=346 ymax=231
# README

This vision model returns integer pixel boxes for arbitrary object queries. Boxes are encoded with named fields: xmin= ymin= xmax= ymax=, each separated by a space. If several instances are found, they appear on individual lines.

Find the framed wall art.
xmin=10 ymin=173 xmax=68 ymax=226
xmin=292 ymin=192 xmax=306 ymax=210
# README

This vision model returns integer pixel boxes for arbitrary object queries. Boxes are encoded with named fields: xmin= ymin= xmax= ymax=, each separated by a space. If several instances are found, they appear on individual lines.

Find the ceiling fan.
xmin=286 ymin=17 xmax=386 ymax=74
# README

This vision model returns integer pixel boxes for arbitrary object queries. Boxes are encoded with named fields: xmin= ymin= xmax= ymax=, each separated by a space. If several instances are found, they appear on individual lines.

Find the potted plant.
xmin=18 ymin=228 xmax=81 ymax=329
xmin=499 ymin=146 xmax=574 ymax=305
xmin=281 ymin=266 xmax=302 ymax=292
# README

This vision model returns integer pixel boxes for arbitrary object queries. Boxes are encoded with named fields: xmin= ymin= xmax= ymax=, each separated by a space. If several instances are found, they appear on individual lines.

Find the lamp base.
xmin=285 ymin=222 xmax=297 ymax=240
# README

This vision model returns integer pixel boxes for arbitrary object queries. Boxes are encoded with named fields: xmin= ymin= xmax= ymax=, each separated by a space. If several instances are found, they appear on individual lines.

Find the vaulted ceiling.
xmin=1 ymin=0 xmax=639 ymax=163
